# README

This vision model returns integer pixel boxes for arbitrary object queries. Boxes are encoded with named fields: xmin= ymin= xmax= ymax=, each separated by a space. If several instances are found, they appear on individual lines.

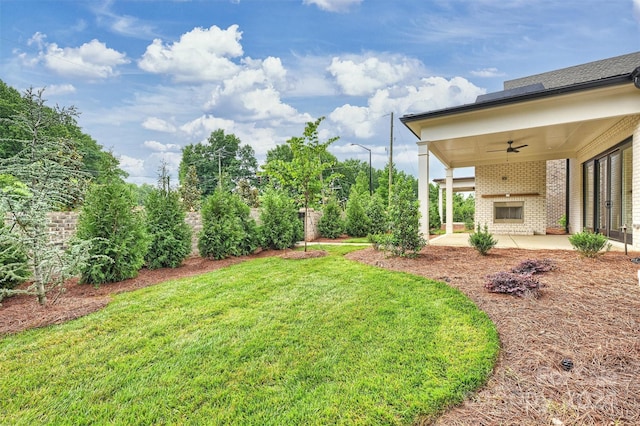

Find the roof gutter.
xmin=400 ymin=72 xmax=636 ymax=127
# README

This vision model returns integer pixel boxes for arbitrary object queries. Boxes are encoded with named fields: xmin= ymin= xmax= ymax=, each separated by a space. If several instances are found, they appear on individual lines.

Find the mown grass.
xmin=0 ymin=247 xmax=498 ymax=425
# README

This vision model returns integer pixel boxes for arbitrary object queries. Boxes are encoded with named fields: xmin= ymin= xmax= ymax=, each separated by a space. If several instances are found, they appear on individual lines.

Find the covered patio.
xmin=401 ymin=52 xmax=640 ymax=250
xmin=429 ymin=232 xmax=629 ymax=252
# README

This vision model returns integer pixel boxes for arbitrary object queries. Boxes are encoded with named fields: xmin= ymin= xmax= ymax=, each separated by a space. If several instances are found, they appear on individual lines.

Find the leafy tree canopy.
xmin=178 ymin=129 xmax=258 ymax=196
xmin=0 ymin=79 xmax=122 ymax=182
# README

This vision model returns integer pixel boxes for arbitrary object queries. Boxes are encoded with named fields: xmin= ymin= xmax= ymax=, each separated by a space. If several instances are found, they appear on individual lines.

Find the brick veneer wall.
xmin=546 ymin=160 xmax=566 ymax=230
xmin=475 ymin=160 xmax=547 ymax=235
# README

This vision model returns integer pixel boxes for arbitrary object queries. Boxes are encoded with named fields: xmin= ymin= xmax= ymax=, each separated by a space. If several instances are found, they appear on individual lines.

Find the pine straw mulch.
xmin=346 ymin=245 xmax=640 ymax=426
xmin=2 ymin=244 xmax=640 ymax=425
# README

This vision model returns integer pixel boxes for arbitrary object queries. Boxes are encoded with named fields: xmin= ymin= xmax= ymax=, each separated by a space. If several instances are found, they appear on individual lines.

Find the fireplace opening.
xmin=494 ymin=201 xmax=524 ymax=223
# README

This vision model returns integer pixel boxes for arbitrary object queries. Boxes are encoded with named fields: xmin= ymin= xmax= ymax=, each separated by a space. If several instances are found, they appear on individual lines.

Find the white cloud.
xmin=180 ymin=115 xmax=237 ymax=139
xmin=24 ymin=33 xmax=129 ymax=79
xmin=327 ymin=55 xmax=423 ymax=96
xmin=328 ymin=76 xmax=485 ymax=138
xmin=92 ymin=1 xmax=157 ymax=39
xmin=329 ymin=104 xmax=375 ymax=138
xmin=118 ymin=154 xmax=145 ymax=178
xmin=138 ymin=25 xmax=243 ymax=82
xmin=470 ymin=67 xmax=505 ymax=78
xmin=142 ymin=117 xmax=177 ymax=133
xmin=240 ymin=87 xmax=299 ymax=120
xmin=143 ymin=140 xmax=182 ymax=152
xmin=303 ymin=0 xmax=362 ymax=13
xmin=634 ymin=0 xmax=640 ymax=22
xmin=45 ymin=84 xmax=76 ymax=95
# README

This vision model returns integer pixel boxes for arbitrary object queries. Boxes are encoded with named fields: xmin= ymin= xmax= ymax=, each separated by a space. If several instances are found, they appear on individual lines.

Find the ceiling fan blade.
xmin=487 ymin=148 xmax=506 ymax=152
xmin=511 ymin=144 xmax=528 ymax=150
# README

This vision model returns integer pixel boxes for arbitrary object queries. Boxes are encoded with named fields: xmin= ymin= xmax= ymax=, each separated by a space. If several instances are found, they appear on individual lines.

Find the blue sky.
xmin=1 ymin=0 xmax=639 ymax=185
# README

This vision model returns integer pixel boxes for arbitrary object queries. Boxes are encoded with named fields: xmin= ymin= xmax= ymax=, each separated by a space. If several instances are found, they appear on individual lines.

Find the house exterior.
xmin=401 ymin=52 xmax=640 ymax=249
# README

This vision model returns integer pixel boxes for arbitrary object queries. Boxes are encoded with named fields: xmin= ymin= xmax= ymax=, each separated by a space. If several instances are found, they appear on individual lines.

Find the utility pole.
xmin=215 ymin=147 xmax=227 ymax=190
xmin=388 ymin=112 xmax=393 ymax=207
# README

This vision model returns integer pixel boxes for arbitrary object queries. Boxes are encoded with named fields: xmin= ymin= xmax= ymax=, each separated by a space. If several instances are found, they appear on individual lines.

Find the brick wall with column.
xmin=41 ymin=207 xmax=321 ymax=256
xmin=475 ymin=160 xmax=547 ymax=235
xmin=546 ymin=159 xmax=566 ymax=230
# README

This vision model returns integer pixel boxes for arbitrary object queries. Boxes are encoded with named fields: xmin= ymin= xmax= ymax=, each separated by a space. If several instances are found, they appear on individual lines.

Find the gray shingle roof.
xmin=504 ymin=51 xmax=640 ymax=90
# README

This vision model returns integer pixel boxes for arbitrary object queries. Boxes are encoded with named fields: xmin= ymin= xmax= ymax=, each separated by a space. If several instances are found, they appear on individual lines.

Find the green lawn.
xmin=0 ymin=246 xmax=499 ymax=425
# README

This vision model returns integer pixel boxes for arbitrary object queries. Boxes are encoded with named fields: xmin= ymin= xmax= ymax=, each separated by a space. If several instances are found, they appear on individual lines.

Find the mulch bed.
xmin=346 ymin=246 xmax=640 ymax=426
xmin=2 ymin=243 xmax=640 ymax=425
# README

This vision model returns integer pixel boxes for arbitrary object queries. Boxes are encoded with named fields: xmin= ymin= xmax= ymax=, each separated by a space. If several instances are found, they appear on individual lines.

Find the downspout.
xmin=565 ymin=158 xmax=570 ymax=233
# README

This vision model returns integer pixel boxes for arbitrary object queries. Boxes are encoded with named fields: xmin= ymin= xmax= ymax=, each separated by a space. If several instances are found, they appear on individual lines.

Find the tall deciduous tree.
xmin=0 ymin=88 xmax=92 ymax=305
xmin=261 ymin=117 xmax=340 ymax=251
xmin=179 ymin=129 xmax=258 ymax=196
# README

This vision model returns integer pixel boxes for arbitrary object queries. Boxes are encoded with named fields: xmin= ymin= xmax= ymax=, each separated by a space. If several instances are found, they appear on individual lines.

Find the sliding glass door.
xmin=583 ymin=139 xmax=632 ymax=243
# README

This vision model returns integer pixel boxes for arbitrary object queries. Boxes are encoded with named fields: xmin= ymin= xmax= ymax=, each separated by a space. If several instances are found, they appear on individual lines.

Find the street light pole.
xmin=350 ymin=143 xmax=372 ymax=195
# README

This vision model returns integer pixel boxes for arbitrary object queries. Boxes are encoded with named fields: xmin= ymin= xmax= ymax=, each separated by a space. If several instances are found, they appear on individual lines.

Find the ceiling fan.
xmin=487 ymin=140 xmax=528 ymax=153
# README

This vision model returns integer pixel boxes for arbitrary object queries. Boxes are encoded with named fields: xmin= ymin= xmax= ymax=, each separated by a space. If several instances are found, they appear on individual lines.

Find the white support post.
xmin=418 ymin=143 xmax=430 ymax=238
xmin=445 ymin=168 xmax=454 ymax=234
xmin=633 ymin=123 xmax=640 ymax=250
xmin=438 ymin=185 xmax=443 ymax=228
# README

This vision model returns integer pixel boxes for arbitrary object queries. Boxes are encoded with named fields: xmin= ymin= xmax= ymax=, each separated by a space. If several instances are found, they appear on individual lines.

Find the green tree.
xmin=0 ymin=79 xmax=120 ymax=184
xmin=265 ymin=144 xmax=293 ymax=164
xmin=0 ymin=88 xmax=92 ymax=305
xmin=261 ymin=117 xmax=340 ymax=251
xmin=331 ymin=158 xmax=372 ymax=202
xmin=387 ymin=176 xmax=426 ymax=257
xmin=259 ymin=189 xmax=303 ymax=249
xmin=344 ymin=187 xmax=371 ymax=237
xmin=234 ymin=178 xmax=260 ymax=208
xmin=76 ymin=166 xmax=149 ymax=285
xmin=144 ymin=179 xmax=192 ymax=269
xmin=198 ymin=190 xmax=259 ymax=260
xmin=129 ymin=183 xmax=155 ymax=206
xmin=179 ymin=129 xmax=258 ymax=196
xmin=318 ymin=197 xmax=344 ymax=239
xmin=179 ymin=164 xmax=202 ymax=211
xmin=0 ymin=217 xmax=31 ymax=291
xmin=366 ymin=193 xmax=388 ymax=235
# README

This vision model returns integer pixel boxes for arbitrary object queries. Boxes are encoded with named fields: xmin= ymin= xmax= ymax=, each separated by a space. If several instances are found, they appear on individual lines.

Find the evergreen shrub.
xmin=76 ymin=181 xmax=149 ymax=284
xmin=144 ymin=189 xmax=192 ymax=269
xmin=386 ymin=177 xmax=426 ymax=257
xmin=318 ymin=198 xmax=343 ymax=239
xmin=568 ymin=229 xmax=611 ymax=258
xmin=366 ymin=194 xmax=388 ymax=236
xmin=259 ymin=189 xmax=303 ymax=250
xmin=199 ymin=191 xmax=259 ymax=259
xmin=344 ymin=189 xmax=370 ymax=237
xmin=469 ymin=224 xmax=497 ymax=255
xmin=0 ymin=224 xmax=31 ymax=290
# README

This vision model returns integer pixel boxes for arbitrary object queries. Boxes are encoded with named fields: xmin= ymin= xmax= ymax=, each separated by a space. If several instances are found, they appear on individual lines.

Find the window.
xmin=494 ymin=201 xmax=524 ymax=223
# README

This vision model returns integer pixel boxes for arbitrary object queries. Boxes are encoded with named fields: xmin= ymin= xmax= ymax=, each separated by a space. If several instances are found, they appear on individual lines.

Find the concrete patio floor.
xmin=429 ymin=232 xmax=628 ymax=252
